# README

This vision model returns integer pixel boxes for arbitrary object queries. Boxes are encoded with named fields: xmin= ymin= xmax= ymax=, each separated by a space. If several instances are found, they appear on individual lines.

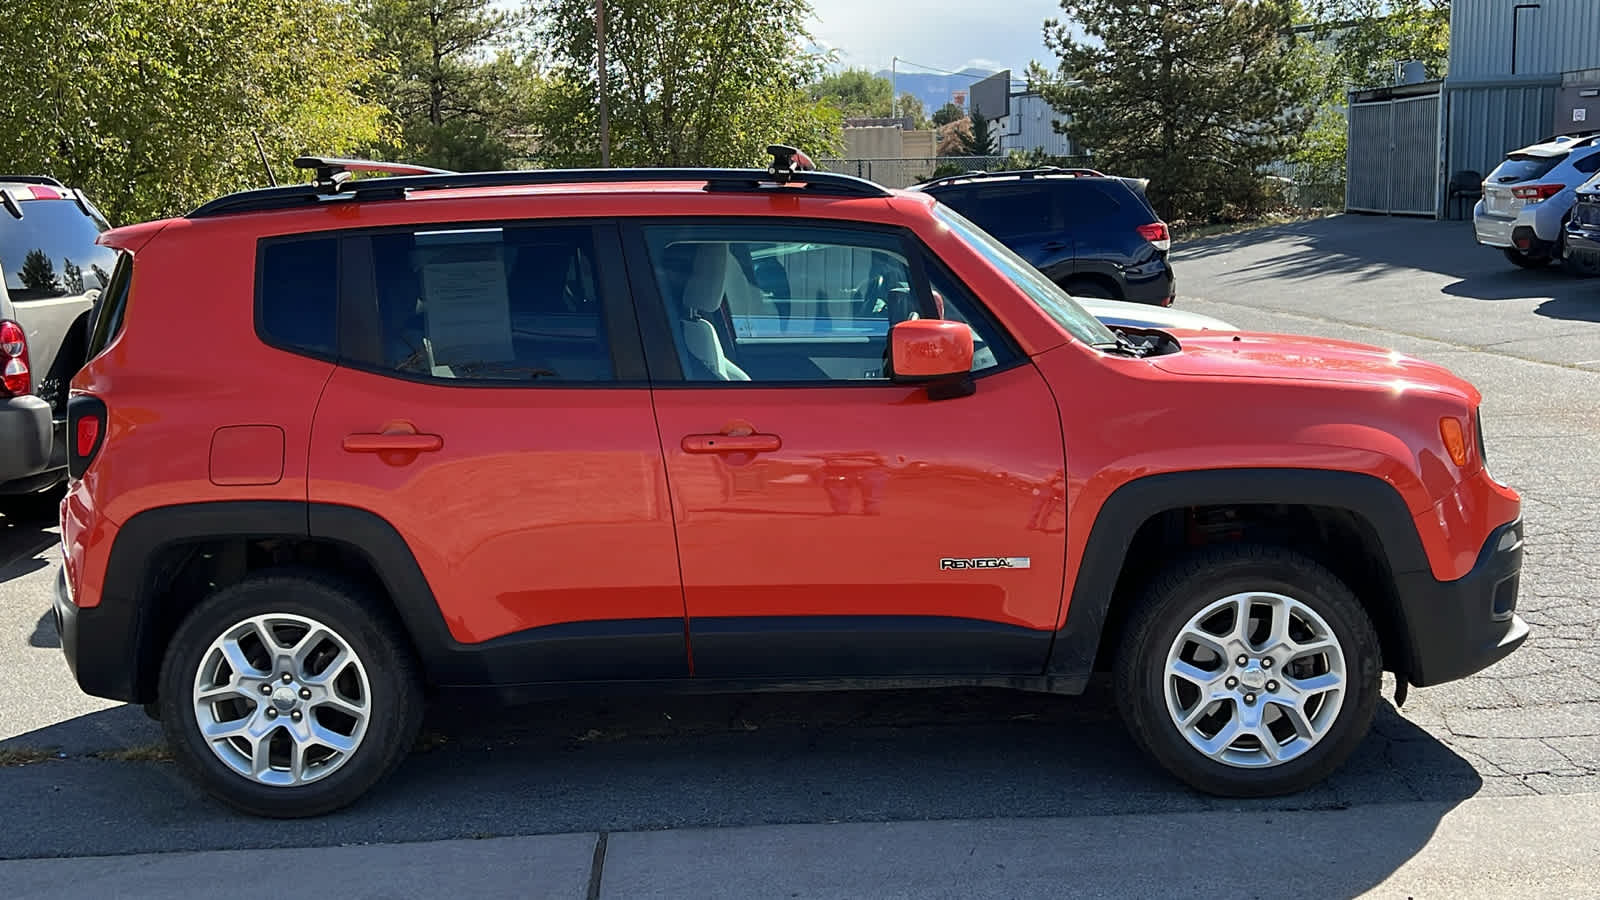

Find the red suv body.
xmin=54 ymin=159 xmax=1526 ymax=817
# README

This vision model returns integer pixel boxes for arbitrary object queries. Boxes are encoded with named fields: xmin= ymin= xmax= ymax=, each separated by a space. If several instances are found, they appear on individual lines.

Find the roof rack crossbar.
xmin=188 ymin=167 xmax=891 ymax=217
xmin=0 ymin=175 xmax=67 ymax=188
xmin=912 ymin=166 xmax=1108 ymax=191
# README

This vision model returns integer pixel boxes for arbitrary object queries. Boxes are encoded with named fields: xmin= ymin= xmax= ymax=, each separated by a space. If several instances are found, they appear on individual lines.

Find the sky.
xmin=806 ymin=0 xmax=1065 ymax=77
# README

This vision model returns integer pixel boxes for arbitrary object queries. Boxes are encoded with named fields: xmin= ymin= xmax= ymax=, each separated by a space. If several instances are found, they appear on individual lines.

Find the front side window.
xmin=365 ymin=224 xmax=614 ymax=382
xmin=640 ymin=223 xmax=1012 ymax=383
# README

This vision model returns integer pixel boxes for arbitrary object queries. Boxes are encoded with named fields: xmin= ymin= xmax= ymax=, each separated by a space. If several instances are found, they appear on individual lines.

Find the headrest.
xmin=683 ymin=243 xmax=730 ymax=314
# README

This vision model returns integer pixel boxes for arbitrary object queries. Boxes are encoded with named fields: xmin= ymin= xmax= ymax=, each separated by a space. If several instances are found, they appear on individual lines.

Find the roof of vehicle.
xmin=0 ymin=177 xmax=105 ymax=225
xmin=1508 ymin=132 xmax=1600 ymax=158
xmin=909 ymin=167 xmax=1120 ymax=191
xmin=185 ymin=151 xmax=895 ymax=221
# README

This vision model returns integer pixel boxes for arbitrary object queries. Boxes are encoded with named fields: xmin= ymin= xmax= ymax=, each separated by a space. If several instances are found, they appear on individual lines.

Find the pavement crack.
xmin=586 ymin=832 xmax=609 ymax=900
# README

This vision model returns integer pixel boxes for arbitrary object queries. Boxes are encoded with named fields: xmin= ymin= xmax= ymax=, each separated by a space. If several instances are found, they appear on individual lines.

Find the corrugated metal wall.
xmin=1441 ymin=77 xmax=1561 ymax=218
xmin=998 ymin=94 xmax=1076 ymax=157
xmin=1450 ymin=0 xmax=1600 ymax=79
xmin=1346 ymin=92 xmax=1441 ymax=215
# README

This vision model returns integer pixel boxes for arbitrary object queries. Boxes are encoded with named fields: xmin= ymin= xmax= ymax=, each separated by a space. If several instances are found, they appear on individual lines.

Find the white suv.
xmin=1473 ymin=133 xmax=1600 ymax=269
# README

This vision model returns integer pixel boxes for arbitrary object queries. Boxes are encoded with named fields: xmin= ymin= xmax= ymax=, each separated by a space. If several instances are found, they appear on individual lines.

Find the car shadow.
xmin=1174 ymin=214 xmax=1600 ymax=315
xmin=1 ymin=680 xmax=1482 ymax=891
xmin=0 ymin=507 xmax=57 ymax=579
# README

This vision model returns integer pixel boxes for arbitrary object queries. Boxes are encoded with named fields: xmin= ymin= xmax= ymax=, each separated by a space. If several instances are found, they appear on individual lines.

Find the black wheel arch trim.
xmin=1045 ymin=468 xmax=1431 ymax=680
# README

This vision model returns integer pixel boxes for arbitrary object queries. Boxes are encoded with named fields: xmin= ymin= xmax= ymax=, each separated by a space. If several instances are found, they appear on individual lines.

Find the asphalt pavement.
xmin=2 ymin=214 xmax=1597 ymax=892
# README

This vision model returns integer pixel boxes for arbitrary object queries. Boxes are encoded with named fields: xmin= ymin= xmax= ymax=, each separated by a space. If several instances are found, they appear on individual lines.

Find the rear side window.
xmin=0 ymin=199 xmax=117 ymax=301
xmin=1573 ymin=152 xmax=1600 ymax=175
xmin=1488 ymin=154 xmax=1563 ymax=184
xmin=1057 ymin=182 xmax=1124 ymax=225
xmin=945 ymin=187 xmax=1057 ymax=239
xmin=258 ymin=238 xmax=339 ymax=357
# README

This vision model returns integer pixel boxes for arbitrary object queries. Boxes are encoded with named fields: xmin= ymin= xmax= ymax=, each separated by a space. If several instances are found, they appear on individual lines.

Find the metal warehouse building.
xmin=1347 ymin=0 xmax=1600 ymax=218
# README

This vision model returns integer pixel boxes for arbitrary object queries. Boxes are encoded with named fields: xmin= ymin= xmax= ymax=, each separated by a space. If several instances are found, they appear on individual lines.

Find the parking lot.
xmin=2 ymin=214 xmax=1597 ymax=868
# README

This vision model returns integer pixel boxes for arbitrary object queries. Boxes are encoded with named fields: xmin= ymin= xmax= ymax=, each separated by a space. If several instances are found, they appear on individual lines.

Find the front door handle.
xmin=344 ymin=422 xmax=443 ymax=454
xmin=682 ymin=433 xmax=782 ymax=454
xmin=1041 ymin=240 xmax=1069 ymax=252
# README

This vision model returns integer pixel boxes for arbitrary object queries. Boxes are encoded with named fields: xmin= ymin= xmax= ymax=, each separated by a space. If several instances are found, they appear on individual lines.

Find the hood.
xmin=1152 ymin=332 xmax=1479 ymax=401
xmin=1076 ymin=296 xmax=1236 ymax=331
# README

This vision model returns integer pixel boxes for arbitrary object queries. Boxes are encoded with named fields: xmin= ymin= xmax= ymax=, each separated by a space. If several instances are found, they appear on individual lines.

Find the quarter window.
xmin=259 ymin=237 xmax=339 ymax=357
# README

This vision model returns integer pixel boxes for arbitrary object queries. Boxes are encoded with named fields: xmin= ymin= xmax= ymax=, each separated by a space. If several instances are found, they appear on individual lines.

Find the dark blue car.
xmin=1566 ymin=175 xmax=1600 ymax=277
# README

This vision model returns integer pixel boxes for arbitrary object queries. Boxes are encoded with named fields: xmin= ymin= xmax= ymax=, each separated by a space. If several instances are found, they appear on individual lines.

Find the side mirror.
xmin=889 ymin=319 xmax=975 ymax=399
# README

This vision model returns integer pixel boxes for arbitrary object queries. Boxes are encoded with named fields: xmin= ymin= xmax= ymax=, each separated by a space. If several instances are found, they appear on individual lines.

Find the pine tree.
xmin=1031 ymin=0 xmax=1318 ymax=220
xmin=959 ymin=114 xmax=999 ymax=157
xmin=17 ymin=249 xmax=61 ymax=297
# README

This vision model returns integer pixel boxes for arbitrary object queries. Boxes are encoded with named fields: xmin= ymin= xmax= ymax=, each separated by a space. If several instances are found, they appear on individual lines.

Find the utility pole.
xmin=891 ymin=56 xmax=898 ymax=120
xmin=597 ymin=0 xmax=610 ymax=167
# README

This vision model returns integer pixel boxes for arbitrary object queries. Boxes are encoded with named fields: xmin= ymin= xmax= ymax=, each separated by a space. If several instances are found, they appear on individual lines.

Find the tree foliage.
xmin=897 ymin=94 xmax=929 ymax=129
xmin=360 ymin=0 xmax=540 ymax=170
xmin=530 ymin=0 xmax=843 ymax=167
xmin=1307 ymin=0 xmax=1449 ymax=90
xmin=932 ymin=103 xmax=966 ymax=127
xmin=1031 ymin=0 xmax=1320 ymax=220
xmin=959 ymin=114 xmax=999 ymax=156
xmin=812 ymin=69 xmax=893 ymax=117
xmin=0 ymin=0 xmax=386 ymax=224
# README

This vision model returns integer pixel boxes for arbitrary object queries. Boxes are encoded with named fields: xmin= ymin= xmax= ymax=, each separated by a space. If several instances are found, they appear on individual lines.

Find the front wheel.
xmin=158 ymin=571 xmax=423 ymax=818
xmin=1114 ymin=545 xmax=1382 ymax=797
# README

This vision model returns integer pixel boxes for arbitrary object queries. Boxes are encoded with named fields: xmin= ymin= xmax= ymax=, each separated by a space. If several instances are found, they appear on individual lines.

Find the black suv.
xmin=0 ymin=176 xmax=115 ymax=509
xmin=911 ymin=168 xmax=1175 ymax=305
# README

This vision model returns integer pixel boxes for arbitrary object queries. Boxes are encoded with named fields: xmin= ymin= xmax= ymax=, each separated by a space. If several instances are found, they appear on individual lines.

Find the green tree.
xmin=932 ymin=103 xmax=966 ymax=127
xmin=812 ymin=68 xmax=894 ymax=117
xmin=0 ymin=0 xmax=386 ymax=224
xmin=896 ymin=93 xmax=930 ymax=129
xmin=63 ymin=258 xmax=85 ymax=296
xmin=1307 ymin=0 xmax=1449 ymax=90
xmin=1031 ymin=0 xmax=1319 ymax=220
xmin=959 ymin=114 xmax=999 ymax=156
xmin=361 ymin=0 xmax=539 ymax=170
xmin=17 ymin=250 xmax=61 ymax=297
xmin=531 ymin=0 xmax=842 ymax=167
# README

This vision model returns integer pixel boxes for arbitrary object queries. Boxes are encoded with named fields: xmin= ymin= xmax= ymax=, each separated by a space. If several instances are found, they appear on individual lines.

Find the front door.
xmin=628 ymin=220 xmax=1068 ymax=678
xmin=300 ymin=220 xmax=688 ymax=682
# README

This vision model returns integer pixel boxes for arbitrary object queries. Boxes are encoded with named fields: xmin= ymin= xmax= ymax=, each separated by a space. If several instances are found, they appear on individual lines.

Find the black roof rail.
xmin=910 ymin=165 xmax=1108 ymax=191
xmin=188 ymin=166 xmax=892 ymax=218
xmin=0 ymin=175 xmax=67 ymax=188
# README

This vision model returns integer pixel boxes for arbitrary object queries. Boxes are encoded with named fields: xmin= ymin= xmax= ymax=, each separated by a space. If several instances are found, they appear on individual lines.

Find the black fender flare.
xmin=1044 ymin=468 xmax=1431 ymax=679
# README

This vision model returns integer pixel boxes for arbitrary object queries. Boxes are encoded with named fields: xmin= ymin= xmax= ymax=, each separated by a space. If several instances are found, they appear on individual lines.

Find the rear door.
xmin=938 ymin=186 xmax=1072 ymax=283
xmin=626 ymin=218 xmax=1068 ymax=679
xmin=303 ymin=219 xmax=688 ymax=681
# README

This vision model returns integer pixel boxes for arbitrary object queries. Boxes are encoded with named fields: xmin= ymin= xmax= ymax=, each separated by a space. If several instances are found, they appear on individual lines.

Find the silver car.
xmin=1473 ymin=133 xmax=1600 ymax=268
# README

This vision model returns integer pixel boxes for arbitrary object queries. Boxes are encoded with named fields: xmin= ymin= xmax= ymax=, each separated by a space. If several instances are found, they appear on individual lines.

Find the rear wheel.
xmin=1114 ymin=545 xmax=1382 ymax=797
xmin=158 ymin=571 xmax=422 ymax=818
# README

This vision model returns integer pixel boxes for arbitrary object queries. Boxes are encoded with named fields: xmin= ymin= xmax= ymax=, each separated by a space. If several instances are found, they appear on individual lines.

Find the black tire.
xmin=1114 ymin=544 xmax=1382 ymax=797
xmin=158 ymin=570 xmax=423 ymax=818
xmin=1503 ymin=246 xmax=1552 ymax=269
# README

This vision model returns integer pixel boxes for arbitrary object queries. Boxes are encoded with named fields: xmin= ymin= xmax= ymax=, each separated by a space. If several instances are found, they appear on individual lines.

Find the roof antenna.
xmin=252 ymin=133 xmax=278 ymax=187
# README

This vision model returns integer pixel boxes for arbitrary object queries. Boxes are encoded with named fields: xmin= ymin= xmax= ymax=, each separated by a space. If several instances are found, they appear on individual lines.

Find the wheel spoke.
xmin=250 ymin=727 xmax=276 ymax=777
xmin=315 ymin=692 xmax=368 ymax=719
xmin=197 ymin=682 xmax=252 ymax=704
xmin=1178 ymin=695 xmax=1220 ymax=728
xmin=1227 ymin=595 xmax=1254 ymax=644
xmin=1170 ymin=660 xmax=1222 ymax=689
xmin=219 ymin=640 xmax=267 ymax=680
xmin=1275 ymin=698 xmax=1319 ymax=741
xmin=287 ymin=735 xmax=307 ymax=783
xmin=291 ymin=626 xmax=334 ymax=673
xmin=202 ymin=716 xmax=254 ymax=742
xmin=1197 ymin=716 xmax=1243 ymax=759
xmin=1262 ymin=597 xmax=1294 ymax=651
xmin=1288 ymin=671 xmax=1343 ymax=697
xmin=304 ymin=648 xmax=353 ymax=686
xmin=1181 ymin=629 xmax=1231 ymax=663
xmin=311 ymin=723 xmax=359 ymax=755
xmin=1285 ymin=638 xmax=1340 ymax=663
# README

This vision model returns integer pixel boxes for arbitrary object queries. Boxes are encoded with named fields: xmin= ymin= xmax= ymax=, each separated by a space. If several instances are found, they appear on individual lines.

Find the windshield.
xmin=932 ymin=204 xmax=1118 ymax=348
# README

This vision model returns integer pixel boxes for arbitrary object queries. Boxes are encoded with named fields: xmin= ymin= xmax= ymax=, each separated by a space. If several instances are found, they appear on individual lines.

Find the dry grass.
xmin=1172 ymin=210 xmax=1336 ymax=244
xmin=0 ymin=747 xmax=59 ymax=767
xmin=91 ymin=743 xmax=173 ymax=763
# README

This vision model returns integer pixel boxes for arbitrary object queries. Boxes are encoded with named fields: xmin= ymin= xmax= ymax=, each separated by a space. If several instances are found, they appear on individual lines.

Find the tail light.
xmin=0 ymin=319 xmax=30 ymax=397
xmin=1137 ymin=222 xmax=1172 ymax=252
xmin=67 ymin=395 xmax=107 ymax=479
xmin=1511 ymin=184 xmax=1562 ymax=203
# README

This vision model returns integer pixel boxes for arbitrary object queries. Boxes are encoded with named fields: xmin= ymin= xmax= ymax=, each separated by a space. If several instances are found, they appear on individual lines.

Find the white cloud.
xmin=806 ymin=0 xmax=1065 ymax=76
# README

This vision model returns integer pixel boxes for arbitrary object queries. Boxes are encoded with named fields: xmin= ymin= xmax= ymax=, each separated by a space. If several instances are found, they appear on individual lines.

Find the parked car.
xmin=56 ymin=151 xmax=1524 ymax=818
xmin=0 ymin=176 xmax=114 ymax=509
xmin=908 ymin=168 xmax=1176 ymax=306
xmin=1472 ymin=133 xmax=1600 ymax=268
xmin=1077 ymin=295 xmax=1234 ymax=332
xmin=1564 ymin=173 xmax=1600 ymax=276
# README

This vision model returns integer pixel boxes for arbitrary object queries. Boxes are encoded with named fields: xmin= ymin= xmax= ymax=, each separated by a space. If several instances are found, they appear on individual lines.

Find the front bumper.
xmin=0 ymin=394 xmax=54 ymax=489
xmin=1565 ymin=225 xmax=1600 ymax=273
xmin=1395 ymin=517 xmax=1528 ymax=687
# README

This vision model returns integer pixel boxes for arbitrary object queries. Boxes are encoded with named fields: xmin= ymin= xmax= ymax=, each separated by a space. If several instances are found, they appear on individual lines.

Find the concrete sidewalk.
xmin=7 ymin=792 xmax=1594 ymax=899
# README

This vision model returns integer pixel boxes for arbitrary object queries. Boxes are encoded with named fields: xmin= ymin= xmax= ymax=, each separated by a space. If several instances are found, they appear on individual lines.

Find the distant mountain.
xmin=875 ymin=68 xmax=999 ymax=117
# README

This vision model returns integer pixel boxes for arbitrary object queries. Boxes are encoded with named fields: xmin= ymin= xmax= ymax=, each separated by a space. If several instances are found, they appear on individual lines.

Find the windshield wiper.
xmin=1093 ymin=329 xmax=1151 ymax=358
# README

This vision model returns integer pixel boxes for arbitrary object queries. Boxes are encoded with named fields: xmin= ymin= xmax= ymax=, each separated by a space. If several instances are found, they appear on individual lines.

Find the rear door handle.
xmin=344 ymin=422 xmax=443 ymax=454
xmin=682 ymin=433 xmax=782 ymax=454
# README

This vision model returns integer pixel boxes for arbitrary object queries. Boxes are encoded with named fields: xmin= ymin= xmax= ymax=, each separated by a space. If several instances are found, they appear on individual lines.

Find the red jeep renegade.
xmin=54 ymin=151 xmax=1526 ymax=818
